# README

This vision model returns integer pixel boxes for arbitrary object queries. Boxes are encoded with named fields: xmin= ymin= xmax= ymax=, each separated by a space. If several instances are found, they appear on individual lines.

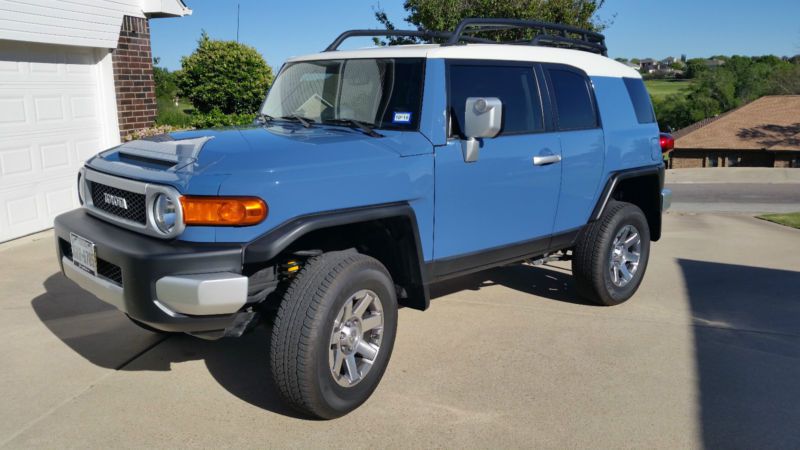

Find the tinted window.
xmin=548 ymin=69 xmax=598 ymax=130
xmin=624 ymin=78 xmax=656 ymax=124
xmin=448 ymin=64 xmax=544 ymax=136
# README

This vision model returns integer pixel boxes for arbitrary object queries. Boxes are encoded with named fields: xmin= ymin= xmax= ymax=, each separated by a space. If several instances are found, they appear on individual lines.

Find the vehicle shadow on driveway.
xmin=678 ymin=259 xmax=800 ymax=448
xmin=31 ymin=263 xmax=588 ymax=419
xmin=429 ymin=262 xmax=593 ymax=306
xmin=31 ymin=273 xmax=304 ymax=418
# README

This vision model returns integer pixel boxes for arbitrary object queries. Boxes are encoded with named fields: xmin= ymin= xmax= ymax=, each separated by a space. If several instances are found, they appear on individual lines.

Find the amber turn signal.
xmin=180 ymin=196 xmax=267 ymax=226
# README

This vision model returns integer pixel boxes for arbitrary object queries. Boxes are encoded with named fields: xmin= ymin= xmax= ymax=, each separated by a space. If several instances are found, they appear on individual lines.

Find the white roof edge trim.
xmin=141 ymin=0 xmax=193 ymax=18
xmin=286 ymin=44 xmax=640 ymax=79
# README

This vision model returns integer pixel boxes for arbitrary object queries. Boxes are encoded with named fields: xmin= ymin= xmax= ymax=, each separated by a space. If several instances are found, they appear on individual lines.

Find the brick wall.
xmin=774 ymin=153 xmax=800 ymax=168
xmin=669 ymin=150 xmax=706 ymax=168
xmin=670 ymin=149 xmax=785 ymax=168
xmin=112 ymin=16 xmax=156 ymax=138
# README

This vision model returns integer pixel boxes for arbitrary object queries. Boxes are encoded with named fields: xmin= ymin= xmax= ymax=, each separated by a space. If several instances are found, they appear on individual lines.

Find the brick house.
xmin=669 ymin=96 xmax=800 ymax=169
xmin=0 ymin=0 xmax=191 ymax=242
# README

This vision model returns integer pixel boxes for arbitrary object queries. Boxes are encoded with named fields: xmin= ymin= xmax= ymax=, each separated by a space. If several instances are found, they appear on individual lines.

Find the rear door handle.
xmin=533 ymin=154 xmax=562 ymax=166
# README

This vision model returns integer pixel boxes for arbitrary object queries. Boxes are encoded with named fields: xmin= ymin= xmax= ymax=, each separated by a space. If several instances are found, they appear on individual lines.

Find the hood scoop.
xmin=115 ymin=135 xmax=214 ymax=171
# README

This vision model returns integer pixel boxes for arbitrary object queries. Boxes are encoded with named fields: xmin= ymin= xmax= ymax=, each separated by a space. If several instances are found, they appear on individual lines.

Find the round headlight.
xmin=77 ymin=173 xmax=85 ymax=205
xmin=153 ymin=194 xmax=178 ymax=233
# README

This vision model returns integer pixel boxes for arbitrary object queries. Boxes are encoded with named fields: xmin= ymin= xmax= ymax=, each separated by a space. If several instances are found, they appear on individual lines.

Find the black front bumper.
xmin=54 ymin=209 xmax=245 ymax=333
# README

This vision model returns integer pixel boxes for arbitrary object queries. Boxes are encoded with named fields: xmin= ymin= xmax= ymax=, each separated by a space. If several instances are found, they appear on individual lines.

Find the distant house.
xmin=639 ymin=58 xmax=658 ymax=73
xmin=637 ymin=57 xmax=678 ymax=75
xmin=669 ymin=96 xmax=800 ymax=169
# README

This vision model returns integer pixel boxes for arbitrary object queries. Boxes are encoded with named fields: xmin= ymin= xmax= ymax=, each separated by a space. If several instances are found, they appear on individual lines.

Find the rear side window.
xmin=448 ymin=64 xmax=544 ymax=137
xmin=547 ymin=69 xmax=598 ymax=131
xmin=623 ymin=78 xmax=656 ymax=124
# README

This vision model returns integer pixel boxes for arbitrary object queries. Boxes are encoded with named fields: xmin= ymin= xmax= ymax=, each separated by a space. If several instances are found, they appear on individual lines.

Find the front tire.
xmin=269 ymin=251 xmax=398 ymax=419
xmin=573 ymin=201 xmax=651 ymax=306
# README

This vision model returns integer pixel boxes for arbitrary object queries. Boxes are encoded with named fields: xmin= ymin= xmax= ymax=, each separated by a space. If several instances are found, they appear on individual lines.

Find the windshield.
xmin=261 ymin=58 xmax=425 ymax=131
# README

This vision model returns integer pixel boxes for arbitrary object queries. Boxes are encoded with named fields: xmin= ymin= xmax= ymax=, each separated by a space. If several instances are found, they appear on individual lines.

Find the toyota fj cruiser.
xmin=54 ymin=19 xmax=672 ymax=419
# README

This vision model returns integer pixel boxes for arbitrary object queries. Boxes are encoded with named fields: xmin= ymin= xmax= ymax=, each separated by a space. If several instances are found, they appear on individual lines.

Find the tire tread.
xmin=573 ymin=201 xmax=649 ymax=306
xmin=270 ymin=251 xmax=386 ymax=417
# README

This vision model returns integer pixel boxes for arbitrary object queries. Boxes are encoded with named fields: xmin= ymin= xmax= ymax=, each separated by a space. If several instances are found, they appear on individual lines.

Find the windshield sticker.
xmin=392 ymin=112 xmax=412 ymax=124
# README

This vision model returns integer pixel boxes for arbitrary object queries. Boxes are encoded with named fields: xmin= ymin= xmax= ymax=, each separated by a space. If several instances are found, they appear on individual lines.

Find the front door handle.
xmin=533 ymin=154 xmax=562 ymax=166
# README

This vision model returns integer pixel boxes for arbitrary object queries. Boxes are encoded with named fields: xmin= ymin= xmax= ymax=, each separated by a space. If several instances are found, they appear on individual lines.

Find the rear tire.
xmin=573 ymin=201 xmax=650 ymax=306
xmin=269 ymin=251 xmax=398 ymax=419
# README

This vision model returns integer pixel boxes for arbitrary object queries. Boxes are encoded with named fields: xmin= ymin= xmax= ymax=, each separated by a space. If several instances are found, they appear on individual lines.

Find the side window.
xmin=623 ymin=78 xmax=656 ymax=124
xmin=548 ymin=68 xmax=598 ymax=131
xmin=448 ymin=64 xmax=544 ymax=137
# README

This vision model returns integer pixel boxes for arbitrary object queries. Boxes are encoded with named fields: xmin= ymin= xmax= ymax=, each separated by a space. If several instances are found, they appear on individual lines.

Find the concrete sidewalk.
xmin=666 ymin=167 xmax=800 ymax=184
xmin=665 ymin=168 xmax=800 ymax=214
xmin=2 ymin=213 xmax=800 ymax=448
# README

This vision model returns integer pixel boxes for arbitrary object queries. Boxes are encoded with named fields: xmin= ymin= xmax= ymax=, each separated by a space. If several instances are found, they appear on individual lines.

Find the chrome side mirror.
xmin=461 ymin=97 xmax=502 ymax=163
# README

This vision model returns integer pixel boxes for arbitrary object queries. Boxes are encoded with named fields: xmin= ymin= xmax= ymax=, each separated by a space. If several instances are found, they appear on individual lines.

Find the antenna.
xmin=236 ymin=3 xmax=240 ymax=42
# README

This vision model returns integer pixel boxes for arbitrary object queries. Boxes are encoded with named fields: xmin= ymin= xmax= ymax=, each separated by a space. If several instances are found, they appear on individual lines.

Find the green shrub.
xmin=177 ymin=32 xmax=273 ymax=115
xmin=155 ymin=97 xmax=194 ymax=127
xmin=153 ymin=64 xmax=178 ymax=100
xmin=189 ymin=108 xmax=257 ymax=128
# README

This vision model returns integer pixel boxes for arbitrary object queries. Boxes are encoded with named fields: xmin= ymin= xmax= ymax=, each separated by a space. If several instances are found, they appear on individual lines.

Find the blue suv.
xmin=54 ymin=19 xmax=671 ymax=419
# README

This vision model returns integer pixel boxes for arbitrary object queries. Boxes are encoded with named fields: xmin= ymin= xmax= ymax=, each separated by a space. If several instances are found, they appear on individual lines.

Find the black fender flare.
xmin=243 ymin=202 xmax=430 ymax=309
xmin=589 ymin=164 xmax=665 ymax=240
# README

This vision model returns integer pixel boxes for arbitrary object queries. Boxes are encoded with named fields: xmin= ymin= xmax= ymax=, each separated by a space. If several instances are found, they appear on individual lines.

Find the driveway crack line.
xmin=0 ymin=335 xmax=172 ymax=447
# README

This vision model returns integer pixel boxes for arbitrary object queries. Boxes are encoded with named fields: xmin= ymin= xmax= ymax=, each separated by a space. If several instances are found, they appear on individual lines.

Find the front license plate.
xmin=70 ymin=233 xmax=97 ymax=276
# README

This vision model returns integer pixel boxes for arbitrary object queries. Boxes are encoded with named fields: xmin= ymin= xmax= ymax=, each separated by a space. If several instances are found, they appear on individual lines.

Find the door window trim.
xmin=444 ymin=59 xmax=550 ymax=139
xmin=541 ymin=63 xmax=602 ymax=132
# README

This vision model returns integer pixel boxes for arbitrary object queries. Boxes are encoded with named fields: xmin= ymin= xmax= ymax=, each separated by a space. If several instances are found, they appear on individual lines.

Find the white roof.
xmin=287 ymin=44 xmax=640 ymax=79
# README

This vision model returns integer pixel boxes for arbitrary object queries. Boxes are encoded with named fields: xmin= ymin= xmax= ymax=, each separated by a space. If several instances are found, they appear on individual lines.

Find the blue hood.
xmin=87 ymin=124 xmax=433 ymax=194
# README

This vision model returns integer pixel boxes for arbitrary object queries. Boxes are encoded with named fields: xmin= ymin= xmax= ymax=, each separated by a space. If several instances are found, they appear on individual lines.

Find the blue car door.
xmin=543 ymin=65 xmax=606 ymax=232
xmin=433 ymin=61 xmax=562 ymax=269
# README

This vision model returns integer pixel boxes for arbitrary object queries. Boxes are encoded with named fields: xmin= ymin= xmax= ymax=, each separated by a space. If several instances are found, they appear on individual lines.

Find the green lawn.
xmin=156 ymin=97 xmax=194 ymax=127
xmin=758 ymin=212 xmax=800 ymax=230
xmin=645 ymin=79 xmax=693 ymax=101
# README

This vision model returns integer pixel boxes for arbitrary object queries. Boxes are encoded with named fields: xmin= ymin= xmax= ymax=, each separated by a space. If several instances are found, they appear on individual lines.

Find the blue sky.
xmin=151 ymin=0 xmax=800 ymax=71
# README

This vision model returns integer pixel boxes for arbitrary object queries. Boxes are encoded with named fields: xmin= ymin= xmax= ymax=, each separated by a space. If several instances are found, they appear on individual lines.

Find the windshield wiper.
xmin=279 ymin=114 xmax=313 ymax=128
xmin=257 ymin=112 xmax=274 ymax=124
xmin=323 ymin=118 xmax=383 ymax=138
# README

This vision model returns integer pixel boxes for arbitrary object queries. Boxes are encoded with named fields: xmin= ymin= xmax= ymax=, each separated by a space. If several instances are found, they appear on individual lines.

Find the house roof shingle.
xmin=674 ymin=95 xmax=800 ymax=151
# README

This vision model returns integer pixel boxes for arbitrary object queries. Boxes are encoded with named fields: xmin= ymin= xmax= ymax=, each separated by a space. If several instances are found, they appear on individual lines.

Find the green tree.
xmin=653 ymin=55 xmax=795 ymax=131
xmin=684 ymin=58 xmax=707 ymax=79
xmin=177 ymin=32 xmax=273 ymax=114
xmin=373 ymin=0 xmax=609 ymax=44
xmin=766 ymin=64 xmax=800 ymax=95
xmin=152 ymin=58 xmax=178 ymax=100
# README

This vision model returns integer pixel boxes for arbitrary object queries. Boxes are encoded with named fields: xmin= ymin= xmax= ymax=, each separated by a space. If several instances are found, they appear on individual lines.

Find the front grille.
xmin=59 ymin=238 xmax=72 ymax=260
xmin=90 ymin=182 xmax=147 ymax=225
xmin=97 ymin=259 xmax=123 ymax=285
xmin=59 ymin=238 xmax=124 ymax=286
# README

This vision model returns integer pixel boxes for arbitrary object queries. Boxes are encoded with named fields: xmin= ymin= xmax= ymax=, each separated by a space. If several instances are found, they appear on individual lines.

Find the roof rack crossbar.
xmin=445 ymin=18 xmax=607 ymax=56
xmin=323 ymin=29 xmax=493 ymax=52
xmin=323 ymin=18 xmax=608 ymax=56
xmin=531 ymin=35 xmax=605 ymax=54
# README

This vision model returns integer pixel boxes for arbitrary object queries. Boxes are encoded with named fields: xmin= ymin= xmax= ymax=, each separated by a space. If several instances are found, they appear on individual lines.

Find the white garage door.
xmin=0 ymin=41 xmax=119 ymax=243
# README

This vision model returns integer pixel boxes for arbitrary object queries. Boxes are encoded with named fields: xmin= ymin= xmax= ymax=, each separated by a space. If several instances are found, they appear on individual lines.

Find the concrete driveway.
xmin=2 ymin=212 xmax=799 ymax=448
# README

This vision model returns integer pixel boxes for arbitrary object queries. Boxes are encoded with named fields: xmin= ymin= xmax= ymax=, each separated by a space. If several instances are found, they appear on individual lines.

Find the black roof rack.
xmin=323 ymin=29 xmax=492 ymax=52
xmin=446 ymin=18 xmax=607 ymax=55
xmin=323 ymin=18 xmax=607 ymax=56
